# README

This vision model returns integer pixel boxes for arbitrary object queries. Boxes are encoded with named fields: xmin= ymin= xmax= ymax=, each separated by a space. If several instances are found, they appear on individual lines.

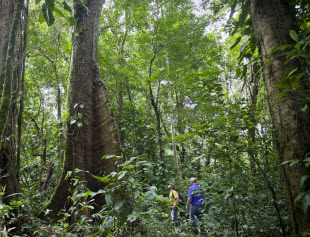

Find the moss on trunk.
xmin=250 ymin=0 xmax=310 ymax=233
xmin=40 ymin=0 xmax=122 ymax=220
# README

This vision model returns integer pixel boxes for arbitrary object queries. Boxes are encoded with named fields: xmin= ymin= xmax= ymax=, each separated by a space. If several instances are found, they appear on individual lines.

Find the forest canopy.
xmin=0 ymin=0 xmax=310 ymax=236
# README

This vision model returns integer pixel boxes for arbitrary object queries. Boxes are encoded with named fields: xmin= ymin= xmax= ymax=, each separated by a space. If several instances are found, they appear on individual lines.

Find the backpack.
xmin=177 ymin=192 xmax=185 ymax=206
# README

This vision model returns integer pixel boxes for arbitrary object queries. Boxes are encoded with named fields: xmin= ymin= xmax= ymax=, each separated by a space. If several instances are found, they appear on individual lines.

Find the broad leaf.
xmin=290 ymin=30 xmax=298 ymax=42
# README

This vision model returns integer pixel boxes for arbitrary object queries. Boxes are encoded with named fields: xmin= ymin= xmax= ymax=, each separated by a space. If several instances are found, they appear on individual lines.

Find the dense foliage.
xmin=1 ymin=0 xmax=310 ymax=236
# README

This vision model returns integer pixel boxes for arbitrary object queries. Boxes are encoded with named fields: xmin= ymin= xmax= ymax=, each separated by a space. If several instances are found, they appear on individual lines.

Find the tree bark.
xmin=17 ymin=0 xmax=29 ymax=184
xmin=168 ymin=89 xmax=180 ymax=180
xmin=250 ymin=0 xmax=310 ymax=233
xmin=247 ymin=62 xmax=259 ymax=171
xmin=40 ymin=0 xmax=122 ymax=220
xmin=0 ymin=0 xmax=22 ymax=205
xmin=148 ymin=54 xmax=163 ymax=161
xmin=111 ymin=28 xmax=127 ymax=158
xmin=176 ymin=88 xmax=186 ymax=163
xmin=126 ymin=78 xmax=141 ymax=155
xmin=0 ymin=0 xmax=15 ymax=89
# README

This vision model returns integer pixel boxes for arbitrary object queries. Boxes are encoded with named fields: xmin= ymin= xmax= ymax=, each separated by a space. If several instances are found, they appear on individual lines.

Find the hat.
xmin=190 ymin=177 xmax=196 ymax=182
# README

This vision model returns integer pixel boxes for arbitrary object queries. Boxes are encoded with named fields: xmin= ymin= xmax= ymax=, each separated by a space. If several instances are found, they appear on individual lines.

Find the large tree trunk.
xmin=41 ymin=0 xmax=122 ymax=220
xmin=250 ymin=0 xmax=310 ymax=233
xmin=0 ymin=0 xmax=15 ymax=89
xmin=0 ymin=0 xmax=23 ymax=232
xmin=0 ymin=0 xmax=22 ymax=203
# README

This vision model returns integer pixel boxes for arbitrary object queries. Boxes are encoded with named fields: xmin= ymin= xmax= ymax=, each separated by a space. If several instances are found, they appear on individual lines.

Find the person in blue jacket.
xmin=186 ymin=177 xmax=204 ymax=232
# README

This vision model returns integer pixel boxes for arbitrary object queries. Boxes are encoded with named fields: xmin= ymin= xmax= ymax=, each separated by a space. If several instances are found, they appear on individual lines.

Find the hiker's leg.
xmin=171 ymin=209 xmax=177 ymax=223
xmin=196 ymin=207 xmax=203 ymax=227
xmin=189 ymin=206 xmax=197 ymax=227
xmin=174 ymin=208 xmax=179 ymax=226
xmin=171 ymin=208 xmax=179 ymax=226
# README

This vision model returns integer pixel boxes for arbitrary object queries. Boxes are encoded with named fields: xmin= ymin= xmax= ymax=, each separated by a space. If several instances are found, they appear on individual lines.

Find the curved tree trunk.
xmin=42 ymin=0 xmax=122 ymax=220
xmin=250 ymin=0 xmax=310 ymax=233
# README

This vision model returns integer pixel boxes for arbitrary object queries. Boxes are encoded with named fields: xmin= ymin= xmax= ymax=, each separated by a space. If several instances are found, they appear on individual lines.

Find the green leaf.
xmin=123 ymin=165 xmax=135 ymax=170
xmin=303 ymin=194 xmax=310 ymax=213
xmin=240 ymin=40 xmax=248 ymax=55
xmin=42 ymin=3 xmax=55 ymax=26
xmin=73 ymin=191 xmax=95 ymax=200
xmin=296 ymin=72 xmax=305 ymax=80
xmin=68 ymin=16 xmax=75 ymax=26
xmin=105 ymin=193 xmax=113 ymax=207
xmin=224 ymin=193 xmax=231 ymax=200
xmin=39 ymin=13 xmax=45 ymax=23
xmin=272 ymin=44 xmax=293 ymax=53
xmin=63 ymin=1 xmax=72 ymax=13
xmin=102 ymin=155 xmax=116 ymax=159
xmin=281 ymin=159 xmax=298 ymax=165
xmin=118 ymin=171 xmax=127 ymax=180
xmin=134 ymin=190 xmax=140 ymax=199
xmin=10 ymin=200 xmax=23 ymax=207
xmin=301 ymin=175 xmax=309 ymax=187
xmin=301 ymin=104 xmax=308 ymax=112
xmin=303 ymin=157 xmax=310 ymax=162
xmin=230 ymin=36 xmax=241 ymax=50
xmin=78 ymin=113 xmax=82 ymax=119
xmin=45 ymin=0 xmax=55 ymax=10
xmin=127 ymin=212 xmax=139 ymax=222
xmin=35 ymin=0 xmax=42 ymax=4
xmin=287 ymin=66 xmax=298 ymax=78
xmin=102 ymin=155 xmax=122 ymax=160
xmin=228 ymin=0 xmax=237 ymax=21
xmin=114 ymin=200 xmax=125 ymax=211
xmin=290 ymin=30 xmax=298 ymax=42
xmin=92 ymin=175 xmax=111 ymax=183
xmin=106 ymin=217 xmax=114 ymax=228
xmin=54 ymin=8 xmax=65 ymax=18
xmin=290 ymin=160 xmax=299 ymax=167
xmin=241 ymin=65 xmax=247 ymax=78
xmin=277 ymin=89 xmax=291 ymax=98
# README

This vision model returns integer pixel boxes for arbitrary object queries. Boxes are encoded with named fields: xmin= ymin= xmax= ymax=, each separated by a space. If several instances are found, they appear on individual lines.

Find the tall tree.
xmin=41 ymin=0 xmax=122 ymax=219
xmin=0 ymin=0 xmax=23 ymax=208
xmin=249 ymin=0 xmax=310 ymax=233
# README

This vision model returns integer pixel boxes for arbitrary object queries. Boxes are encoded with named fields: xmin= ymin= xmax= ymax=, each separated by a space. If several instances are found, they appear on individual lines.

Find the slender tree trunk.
xmin=148 ymin=42 xmax=164 ymax=161
xmin=115 ymin=29 xmax=127 ymax=158
xmin=169 ymin=89 xmax=180 ymax=180
xmin=250 ymin=0 xmax=310 ymax=233
xmin=17 ymin=0 xmax=29 ymax=184
xmin=148 ymin=80 xmax=163 ymax=161
xmin=176 ymin=88 xmax=186 ymax=163
xmin=126 ymin=78 xmax=141 ymax=155
xmin=247 ymin=62 xmax=259 ymax=171
xmin=40 ymin=0 xmax=122 ymax=220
